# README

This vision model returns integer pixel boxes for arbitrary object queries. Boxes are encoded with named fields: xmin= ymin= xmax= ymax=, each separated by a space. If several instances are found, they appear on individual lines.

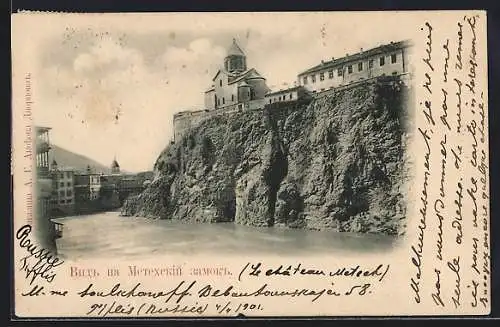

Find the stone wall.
xmin=173 ymin=99 xmax=267 ymax=143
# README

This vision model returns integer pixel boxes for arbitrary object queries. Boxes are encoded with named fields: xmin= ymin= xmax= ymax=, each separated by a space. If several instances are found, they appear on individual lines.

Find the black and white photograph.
xmin=29 ymin=13 xmax=416 ymax=260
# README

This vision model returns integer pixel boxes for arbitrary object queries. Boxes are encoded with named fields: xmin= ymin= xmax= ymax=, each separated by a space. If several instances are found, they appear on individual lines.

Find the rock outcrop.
xmin=122 ymin=77 xmax=413 ymax=235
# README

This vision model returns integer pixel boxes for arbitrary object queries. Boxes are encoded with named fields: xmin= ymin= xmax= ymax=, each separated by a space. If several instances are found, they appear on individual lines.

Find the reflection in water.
xmin=54 ymin=212 xmax=399 ymax=259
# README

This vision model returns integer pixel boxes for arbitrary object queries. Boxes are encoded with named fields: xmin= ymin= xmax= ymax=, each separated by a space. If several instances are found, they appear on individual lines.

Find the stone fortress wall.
xmin=173 ymin=98 xmax=267 ymax=142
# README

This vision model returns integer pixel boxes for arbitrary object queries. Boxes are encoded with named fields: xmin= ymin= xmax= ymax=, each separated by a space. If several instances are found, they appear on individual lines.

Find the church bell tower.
xmin=111 ymin=157 xmax=120 ymax=174
xmin=224 ymin=38 xmax=247 ymax=73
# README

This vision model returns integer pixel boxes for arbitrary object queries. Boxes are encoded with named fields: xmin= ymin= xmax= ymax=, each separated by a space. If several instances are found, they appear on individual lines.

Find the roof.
xmin=226 ymin=38 xmax=245 ymax=57
xmin=35 ymin=126 xmax=51 ymax=133
xmin=52 ymin=167 xmax=76 ymax=172
xmin=210 ymin=68 xmax=264 ymax=85
xmin=211 ymin=67 xmax=247 ymax=82
xmin=74 ymin=172 xmax=100 ymax=176
xmin=298 ymin=40 xmax=413 ymax=76
xmin=229 ymin=68 xmax=264 ymax=84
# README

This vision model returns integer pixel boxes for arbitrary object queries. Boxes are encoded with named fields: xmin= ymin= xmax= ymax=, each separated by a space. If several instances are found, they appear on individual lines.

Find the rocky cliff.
xmin=122 ymin=77 xmax=413 ymax=235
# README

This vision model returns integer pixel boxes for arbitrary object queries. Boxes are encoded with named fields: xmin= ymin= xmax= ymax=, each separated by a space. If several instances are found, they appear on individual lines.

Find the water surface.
xmin=54 ymin=212 xmax=399 ymax=259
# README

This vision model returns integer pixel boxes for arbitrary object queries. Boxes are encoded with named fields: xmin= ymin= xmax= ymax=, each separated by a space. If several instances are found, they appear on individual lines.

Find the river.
xmin=54 ymin=211 xmax=399 ymax=260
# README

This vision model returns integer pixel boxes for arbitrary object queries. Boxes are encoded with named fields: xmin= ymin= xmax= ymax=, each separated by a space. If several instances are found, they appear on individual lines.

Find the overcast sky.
xmin=33 ymin=12 xmax=416 ymax=172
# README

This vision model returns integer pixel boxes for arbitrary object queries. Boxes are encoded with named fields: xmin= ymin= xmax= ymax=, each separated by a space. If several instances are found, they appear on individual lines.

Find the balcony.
xmin=36 ymin=141 xmax=51 ymax=154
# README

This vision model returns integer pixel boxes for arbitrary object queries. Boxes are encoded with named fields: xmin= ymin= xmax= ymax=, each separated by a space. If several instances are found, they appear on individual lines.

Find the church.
xmin=204 ymin=39 xmax=270 ymax=110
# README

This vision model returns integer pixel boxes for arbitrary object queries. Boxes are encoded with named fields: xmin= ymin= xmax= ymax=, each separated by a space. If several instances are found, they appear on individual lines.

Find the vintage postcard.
xmin=11 ymin=11 xmax=490 ymax=317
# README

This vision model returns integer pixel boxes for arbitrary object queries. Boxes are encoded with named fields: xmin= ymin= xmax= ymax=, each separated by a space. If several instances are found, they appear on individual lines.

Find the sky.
xmin=32 ymin=12 xmax=415 ymax=172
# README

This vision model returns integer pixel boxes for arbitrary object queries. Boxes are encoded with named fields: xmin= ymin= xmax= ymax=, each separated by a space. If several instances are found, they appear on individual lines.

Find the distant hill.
xmin=49 ymin=144 xmax=112 ymax=174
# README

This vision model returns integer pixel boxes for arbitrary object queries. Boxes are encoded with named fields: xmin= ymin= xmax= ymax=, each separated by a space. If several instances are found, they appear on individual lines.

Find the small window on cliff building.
xmin=328 ymin=70 xmax=334 ymax=79
xmin=303 ymin=76 xmax=308 ymax=84
xmin=348 ymin=65 xmax=353 ymax=74
xmin=290 ymin=93 xmax=293 ymax=99
xmin=222 ymin=97 xmax=225 ymax=105
xmin=358 ymin=62 xmax=363 ymax=71
xmin=231 ymin=94 xmax=234 ymax=101
xmin=320 ymin=72 xmax=325 ymax=81
xmin=391 ymin=54 xmax=397 ymax=63
xmin=219 ymin=80 xmax=222 ymax=87
xmin=369 ymin=59 xmax=374 ymax=68
xmin=337 ymin=68 xmax=343 ymax=76
xmin=380 ymin=56 xmax=385 ymax=66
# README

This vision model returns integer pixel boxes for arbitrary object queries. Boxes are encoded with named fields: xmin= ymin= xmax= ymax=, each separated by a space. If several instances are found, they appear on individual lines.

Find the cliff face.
xmin=122 ymin=78 xmax=412 ymax=235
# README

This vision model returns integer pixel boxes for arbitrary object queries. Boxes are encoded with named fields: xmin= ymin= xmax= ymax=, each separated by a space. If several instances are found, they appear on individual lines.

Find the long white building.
xmin=297 ymin=40 xmax=413 ymax=93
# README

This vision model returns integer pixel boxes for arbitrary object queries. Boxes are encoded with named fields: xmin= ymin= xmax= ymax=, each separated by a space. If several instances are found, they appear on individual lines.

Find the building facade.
xmin=50 ymin=161 xmax=75 ymax=215
xmin=297 ymin=40 xmax=413 ymax=93
xmin=204 ymin=38 xmax=270 ymax=110
xmin=74 ymin=172 xmax=100 ymax=212
xmin=89 ymin=174 xmax=101 ymax=200
xmin=265 ymin=85 xmax=311 ymax=105
xmin=74 ymin=173 xmax=91 ymax=202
